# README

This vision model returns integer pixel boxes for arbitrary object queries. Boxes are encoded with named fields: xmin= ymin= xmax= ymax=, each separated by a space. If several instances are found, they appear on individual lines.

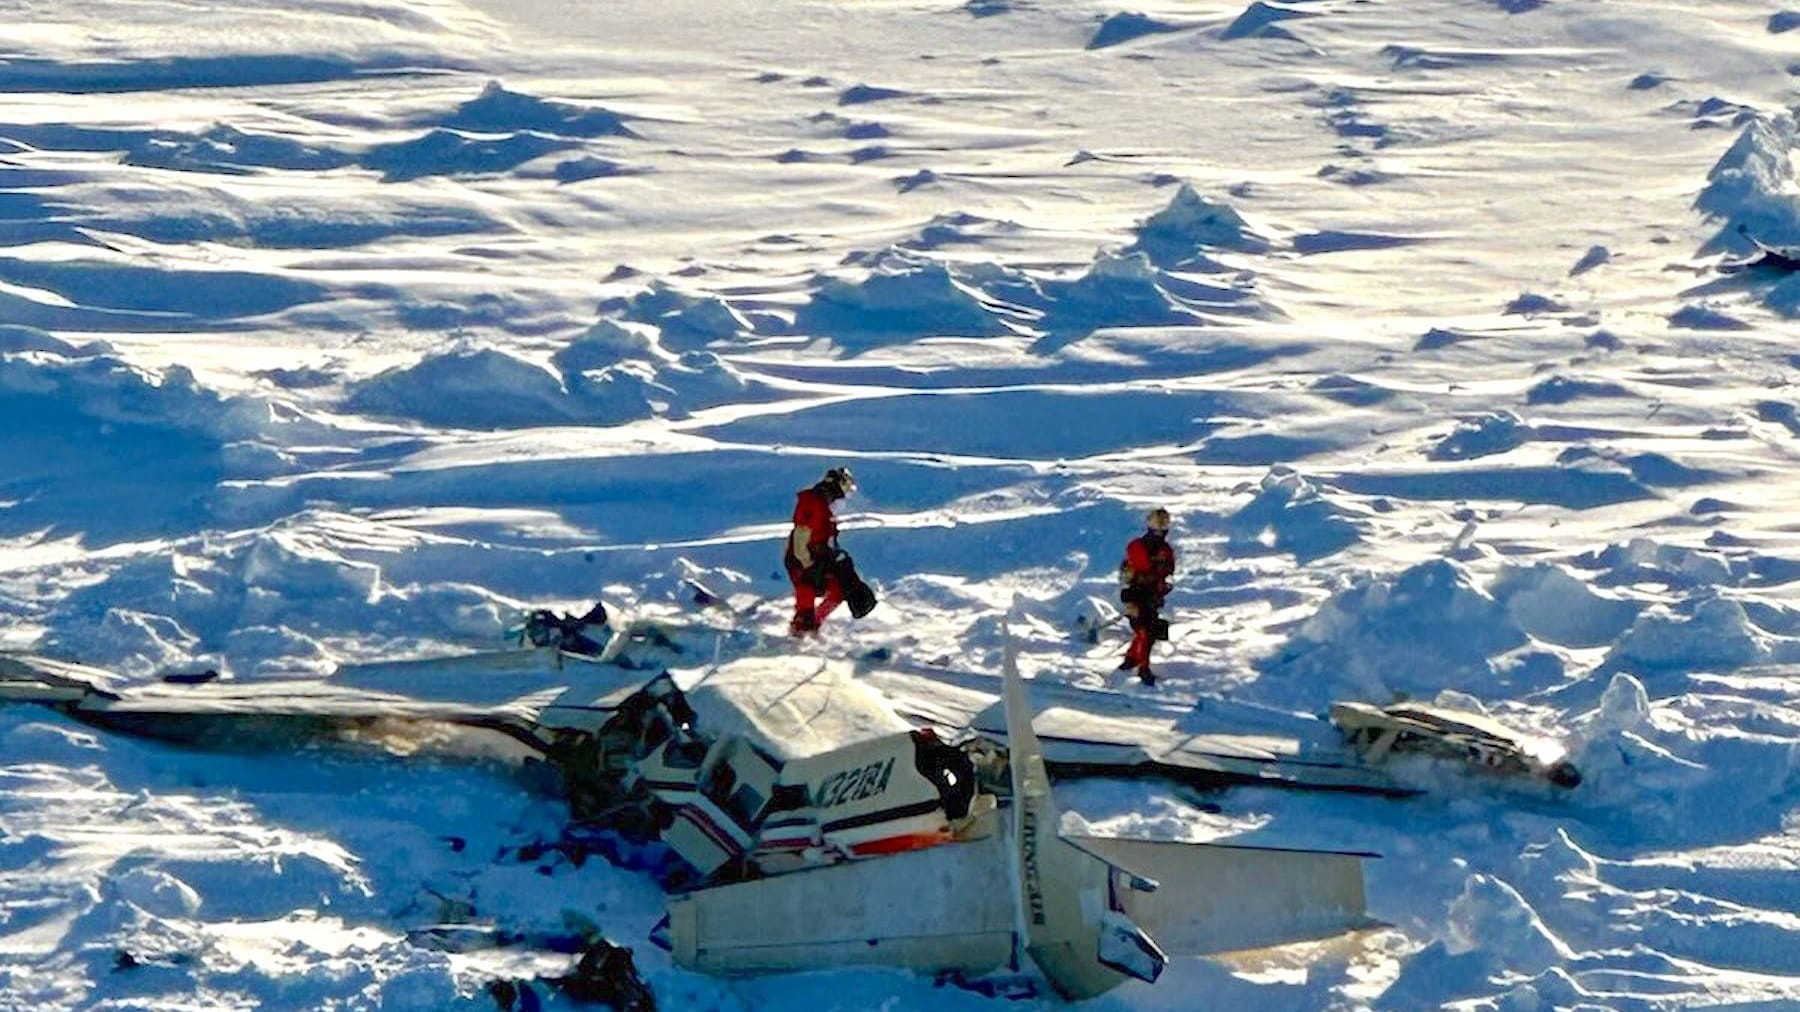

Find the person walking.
xmin=786 ymin=467 xmax=856 ymax=636
xmin=1118 ymin=507 xmax=1175 ymax=685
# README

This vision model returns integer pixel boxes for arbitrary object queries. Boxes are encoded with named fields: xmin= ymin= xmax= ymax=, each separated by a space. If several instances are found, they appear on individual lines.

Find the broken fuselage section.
xmin=1 ymin=626 xmax=1384 ymax=1001
xmin=1330 ymin=700 xmax=1582 ymax=788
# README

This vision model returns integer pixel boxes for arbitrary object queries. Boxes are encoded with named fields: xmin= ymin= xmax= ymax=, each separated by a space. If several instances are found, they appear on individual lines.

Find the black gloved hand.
xmin=805 ymin=556 xmax=830 ymax=591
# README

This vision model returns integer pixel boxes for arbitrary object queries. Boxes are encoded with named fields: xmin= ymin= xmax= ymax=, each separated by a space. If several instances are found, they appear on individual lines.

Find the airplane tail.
xmin=1001 ymin=625 xmax=1166 ymax=998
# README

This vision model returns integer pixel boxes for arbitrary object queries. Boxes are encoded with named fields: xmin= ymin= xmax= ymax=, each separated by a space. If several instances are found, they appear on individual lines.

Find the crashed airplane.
xmin=1331 ymin=699 xmax=1582 ymax=789
xmin=0 ymin=614 xmax=1388 ymax=1000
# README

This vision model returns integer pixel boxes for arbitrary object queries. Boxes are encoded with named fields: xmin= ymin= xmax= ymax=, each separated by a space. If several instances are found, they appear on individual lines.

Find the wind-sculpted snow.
xmin=40 ymin=513 xmax=527 ymax=676
xmin=345 ymin=329 xmax=764 ymax=430
xmin=0 ymin=174 xmax=502 ymax=249
xmin=0 ymin=55 xmax=447 ymax=94
xmin=1224 ymin=468 xmax=1366 ymax=563
xmin=361 ymin=128 xmax=580 ymax=182
xmin=0 ymin=121 xmax=361 ymax=175
xmin=1429 ymin=410 xmax=1532 ymax=461
xmin=0 ymin=0 xmax=491 ymax=92
xmin=0 ymin=256 xmax=325 ymax=320
xmin=795 ymin=251 xmax=1026 ymax=346
xmin=1032 ymin=250 xmax=1274 ymax=337
xmin=437 ymin=81 xmax=637 ymax=139
xmin=795 ymin=246 xmax=1276 ymax=351
xmin=1127 ymin=183 xmax=1272 ymax=267
xmin=601 ymin=280 xmax=756 ymax=350
xmin=348 ymin=344 xmax=578 ymax=428
xmin=1087 ymin=12 xmax=1184 ymax=49
xmin=1221 ymin=2 xmax=1322 ymax=42
xmin=1258 ymin=558 xmax=1558 ymax=707
xmin=0 ymin=350 xmax=323 ymax=541
xmin=0 ymin=87 xmax=635 ymax=189
xmin=1697 ymin=112 xmax=1800 ymax=253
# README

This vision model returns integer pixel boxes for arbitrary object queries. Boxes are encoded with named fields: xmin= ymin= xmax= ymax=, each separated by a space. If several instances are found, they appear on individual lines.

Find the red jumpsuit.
xmin=1121 ymin=532 xmax=1176 ymax=672
xmin=786 ymin=486 xmax=843 ymax=634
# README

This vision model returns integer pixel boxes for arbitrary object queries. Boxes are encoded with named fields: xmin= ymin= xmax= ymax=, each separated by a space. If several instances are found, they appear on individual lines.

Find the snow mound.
xmin=244 ymin=529 xmax=383 ymax=605
xmin=1225 ymin=468 xmax=1364 ymax=563
xmin=1414 ymin=326 xmax=1479 ymax=350
xmin=1033 ymin=251 xmax=1217 ymax=337
xmin=39 ymin=175 xmax=500 ymax=249
xmin=1221 ymin=2 xmax=1320 ymax=42
xmin=1566 ymin=668 xmax=1800 ymax=855
xmin=1670 ymin=303 xmax=1751 ymax=330
xmin=903 ymin=211 xmax=1023 ymax=250
xmin=0 ymin=352 xmax=241 ymax=433
xmin=555 ymin=155 xmax=639 ymax=182
xmin=1446 ymin=874 xmax=1575 ymax=971
xmin=1569 ymin=244 xmax=1611 ymax=275
xmin=839 ymin=83 xmax=910 ymax=105
xmin=1379 ymin=874 xmax=1579 ymax=1011
xmin=561 ymin=318 xmax=760 ymax=419
xmin=1429 ymin=410 xmax=1530 ymax=461
xmin=43 ymin=513 xmax=525 ymax=675
xmin=1578 ymin=537 xmax=1736 ymax=589
xmin=360 ymin=128 xmax=578 ymax=182
xmin=1589 ymin=671 xmax=1652 ymax=735
xmin=0 ymin=324 xmax=100 ymax=355
xmin=1127 ymin=183 xmax=1272 ymax=267
xmin=439 ymin=80 xmax=636 ymax=138
xmin=0 ymin=350 xmax=325 ymax=541
xmin=111 ymin=867 xmax=203 ymax=919
xmin=347 ymin=343 xmax=574 ymax=428
xmin=1088 ymin=12 xmax=1182 ymax=49
xmin=1503 ymin=291 xmax=1569 ymax=315
xmin=1525 ymin=374 xmax=1630 ymax=405
xmin=551 ymin=319 xmax=664 ymax=373
xmin=125 ymin=122 xmax=353 ymax=174
xmin=1260 ymin=558 xmax=1562 ymax=706
xmin=794 ymin=250 xmax=1024 ymax=346
xmin=1489 ymin=563 xmax=1641 ymax=648
xmin=1697 ymin=112 xmax=1800 ymax=262
xmin=1604 ymin=596 xmax=1781 ymax=673
xmin=602 ymin=280 xmax=753 ymax=350
xmin=564 ymin=348 xmax=751 ymax=423
xmin=81 ymin=608 xmax=204 ymax=676
xmin=892 ymin=167 xmax=938 ymax=192
xmin=347 ymin=326 xmax=756 ymax=430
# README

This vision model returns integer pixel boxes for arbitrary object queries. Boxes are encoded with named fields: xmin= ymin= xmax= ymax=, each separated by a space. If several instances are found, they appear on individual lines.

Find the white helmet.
xmin=823 ymin=466 xmax=857 ymax=498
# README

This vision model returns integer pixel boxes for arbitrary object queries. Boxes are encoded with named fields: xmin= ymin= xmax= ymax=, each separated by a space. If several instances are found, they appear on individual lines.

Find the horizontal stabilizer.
xmin=662 ymin=819 xmax=1017 ymax=976
xmin=1064 ymin=833 xmax=1376 ymax=955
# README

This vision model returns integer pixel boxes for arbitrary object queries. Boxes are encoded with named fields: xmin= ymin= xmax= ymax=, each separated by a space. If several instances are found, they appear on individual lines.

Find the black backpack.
xmin=833 ymin=551 xmax=879 ymax=619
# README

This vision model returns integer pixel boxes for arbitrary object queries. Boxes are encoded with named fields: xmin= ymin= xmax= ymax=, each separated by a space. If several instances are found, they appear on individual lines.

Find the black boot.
xmin=1137 ymin=666 xmax=1156 ymax=686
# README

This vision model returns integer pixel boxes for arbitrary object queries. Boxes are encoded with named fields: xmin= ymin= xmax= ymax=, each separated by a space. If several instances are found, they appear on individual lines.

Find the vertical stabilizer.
xmin=1003 ymin=624 xmax=1163 ymax=998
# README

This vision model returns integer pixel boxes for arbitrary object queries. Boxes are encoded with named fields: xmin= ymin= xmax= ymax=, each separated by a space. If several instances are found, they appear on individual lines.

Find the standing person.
xmin=1118 ymin=507 xmax=1176 ymax=685
xmin=786 ymin=466 xmax=856 ymax=636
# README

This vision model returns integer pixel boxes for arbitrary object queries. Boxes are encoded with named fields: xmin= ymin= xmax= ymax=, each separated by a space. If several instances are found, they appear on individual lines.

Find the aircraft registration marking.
xmin=813 ymin=756 xmax=897 ymax=809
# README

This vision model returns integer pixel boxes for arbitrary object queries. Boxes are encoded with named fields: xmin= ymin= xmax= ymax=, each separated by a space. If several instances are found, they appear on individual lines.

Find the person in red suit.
xmin=786 ymin=467 xmax=856 ymax=636
xmin=1118 ymin=507 xmax=1175 ymax=685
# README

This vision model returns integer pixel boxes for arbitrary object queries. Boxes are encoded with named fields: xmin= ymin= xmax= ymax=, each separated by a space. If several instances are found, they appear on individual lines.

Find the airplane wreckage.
xmin=0 ymin=602 xmax=1572 ymax=1002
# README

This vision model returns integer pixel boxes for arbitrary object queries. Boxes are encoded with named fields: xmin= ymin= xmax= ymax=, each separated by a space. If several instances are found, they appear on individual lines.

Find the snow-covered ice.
xmin=3 ymin=0 xmax=1800 ymax=1008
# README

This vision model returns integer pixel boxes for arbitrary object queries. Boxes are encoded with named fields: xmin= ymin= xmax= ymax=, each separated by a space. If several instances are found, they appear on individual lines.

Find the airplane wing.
xmin=0 ymin=648 xmax=660 ymax=746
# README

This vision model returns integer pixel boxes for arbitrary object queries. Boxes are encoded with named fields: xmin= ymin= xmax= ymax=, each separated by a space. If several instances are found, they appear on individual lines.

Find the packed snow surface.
xmin=2 ymin=0 xmax=1800 ymax=1009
